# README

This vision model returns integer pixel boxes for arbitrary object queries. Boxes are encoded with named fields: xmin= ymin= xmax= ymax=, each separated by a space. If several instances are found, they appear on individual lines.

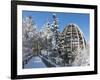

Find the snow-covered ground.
xmin=24 ymin=56 xmax=47 ymax=68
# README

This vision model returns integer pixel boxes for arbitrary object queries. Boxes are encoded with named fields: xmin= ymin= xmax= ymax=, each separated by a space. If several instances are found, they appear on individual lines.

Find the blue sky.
xmin=22 ymin=11 xmax=90 ymax=42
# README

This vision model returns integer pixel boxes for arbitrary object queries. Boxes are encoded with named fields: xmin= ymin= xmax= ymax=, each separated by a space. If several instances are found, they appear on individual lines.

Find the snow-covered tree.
xmin=22 ymin=16 xmax=40 ymax=67
xmin=51 ymin=14 xmax=59 ymax=50
xmin=40 ymin=21 xmax=53 ymax=52
xmin=46 ymin=14 xmax=64 ymax=65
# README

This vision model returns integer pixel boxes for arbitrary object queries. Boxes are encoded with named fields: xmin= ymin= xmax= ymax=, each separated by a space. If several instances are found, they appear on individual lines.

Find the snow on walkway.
xmin=24 ymin=56 xmax=47 ymax=68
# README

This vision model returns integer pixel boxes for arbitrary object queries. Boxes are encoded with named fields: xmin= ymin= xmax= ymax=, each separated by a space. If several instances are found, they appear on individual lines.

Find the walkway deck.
xmin=24 ymin=56 xmax=47 ymax=68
